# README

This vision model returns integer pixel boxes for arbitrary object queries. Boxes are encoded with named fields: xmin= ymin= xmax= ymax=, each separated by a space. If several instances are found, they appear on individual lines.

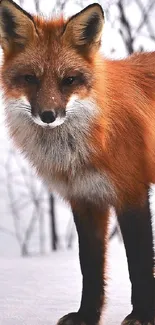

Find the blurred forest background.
xmin=0 ymin=0 xmax=155 ymax=257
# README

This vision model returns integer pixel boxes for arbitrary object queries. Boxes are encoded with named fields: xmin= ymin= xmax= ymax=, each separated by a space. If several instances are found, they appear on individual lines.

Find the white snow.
xmin=0 ymin=240 xmax=131 ymax=325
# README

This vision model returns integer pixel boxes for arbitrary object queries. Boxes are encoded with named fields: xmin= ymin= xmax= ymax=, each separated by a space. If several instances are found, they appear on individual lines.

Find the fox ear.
xmin=0 ymin=0 xmax=37 ymax=55
xmin=63 ymin=4 xmax=104 ymax=56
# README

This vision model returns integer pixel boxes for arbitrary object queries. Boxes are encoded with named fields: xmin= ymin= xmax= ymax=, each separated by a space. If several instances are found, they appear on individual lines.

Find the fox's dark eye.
xmin=24 ymin=75 xmax=38 ymax=84
xmin=63 ymin=76 xmax=77 ymax=86
xmin=62 ymin=73 xmax=86 ymax=89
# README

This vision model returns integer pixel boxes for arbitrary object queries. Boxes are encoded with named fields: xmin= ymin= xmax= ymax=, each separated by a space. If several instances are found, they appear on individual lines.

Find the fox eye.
xmin=24 ymin=74 xmax=39 ymax=84
xmin=62 ymin=76 xmax=77 ymax=86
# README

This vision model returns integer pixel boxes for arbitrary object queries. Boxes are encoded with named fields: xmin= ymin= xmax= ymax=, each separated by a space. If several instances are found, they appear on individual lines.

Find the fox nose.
xmin=40 ymin=111 xmax=56 ymax=124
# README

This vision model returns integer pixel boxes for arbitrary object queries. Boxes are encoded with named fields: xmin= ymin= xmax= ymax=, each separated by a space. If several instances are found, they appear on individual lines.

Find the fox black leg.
xmin=57 ymin=202 xmax=109 ymax=325
xmin=117 ymin=191 xmax=155 ymax=325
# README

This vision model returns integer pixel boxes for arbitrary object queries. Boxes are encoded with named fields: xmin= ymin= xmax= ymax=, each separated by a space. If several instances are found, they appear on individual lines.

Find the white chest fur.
xmin=5 ymin=97 xmax=116 ymax=204
xmin=50 ymin=169 xmax=116 ymax=204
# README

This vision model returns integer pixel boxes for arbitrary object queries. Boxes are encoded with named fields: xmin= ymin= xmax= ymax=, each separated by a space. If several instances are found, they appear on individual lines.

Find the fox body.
xmin=4 ymin=43 xmax=155 ymax=207
xmin=0 ymin=1 xmax=155 ymax=325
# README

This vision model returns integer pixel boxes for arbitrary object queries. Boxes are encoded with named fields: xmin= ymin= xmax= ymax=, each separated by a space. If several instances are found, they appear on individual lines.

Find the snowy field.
xmin=0 ymin=240 xmax=131 ymax=325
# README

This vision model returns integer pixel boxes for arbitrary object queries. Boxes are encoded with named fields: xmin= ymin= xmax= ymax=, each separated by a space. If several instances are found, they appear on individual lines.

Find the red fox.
xmin=0 ymin=0 xmax=155 ymax=324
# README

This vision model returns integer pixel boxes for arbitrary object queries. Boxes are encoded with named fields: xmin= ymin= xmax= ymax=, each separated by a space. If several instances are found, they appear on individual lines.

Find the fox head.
xmin=0 ymin=0 xmax=104 ymax=128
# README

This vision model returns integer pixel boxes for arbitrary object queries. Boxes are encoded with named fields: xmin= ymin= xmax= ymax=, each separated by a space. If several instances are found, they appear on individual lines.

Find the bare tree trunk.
xmin=49 ymin=195 xmax=58 ymax=251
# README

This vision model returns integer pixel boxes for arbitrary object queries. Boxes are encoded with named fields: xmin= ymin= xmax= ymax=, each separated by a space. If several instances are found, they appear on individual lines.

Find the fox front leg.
xmin=57 ymin=202 xmax=109 ymax=325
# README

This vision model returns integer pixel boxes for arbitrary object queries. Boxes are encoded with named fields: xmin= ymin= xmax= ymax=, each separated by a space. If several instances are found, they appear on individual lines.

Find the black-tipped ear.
xmin=0 ymin=0 xmax=37 ymax=55
xmin=63 ymin=4 xmax=104 ymax=56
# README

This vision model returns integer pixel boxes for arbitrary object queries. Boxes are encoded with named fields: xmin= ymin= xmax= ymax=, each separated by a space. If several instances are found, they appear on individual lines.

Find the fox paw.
xmin=57 ymin=313 xmax=87 ymax=325
xmin=122 ymin=320 xmax=152 ymax=325
xmin=122 ymin=313 xmax=154 ymax=325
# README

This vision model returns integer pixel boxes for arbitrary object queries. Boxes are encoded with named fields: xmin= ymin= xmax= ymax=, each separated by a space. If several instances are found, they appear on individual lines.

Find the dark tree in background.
xmin=105 ymin=0 xmax=155 ymax=55
xmin=49 ymin=195 xmax=58 ymax=251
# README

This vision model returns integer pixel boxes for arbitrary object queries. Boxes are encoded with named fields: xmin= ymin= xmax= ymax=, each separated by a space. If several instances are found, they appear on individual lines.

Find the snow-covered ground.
xmin=0 ymin=240 xmax=131 ymax=325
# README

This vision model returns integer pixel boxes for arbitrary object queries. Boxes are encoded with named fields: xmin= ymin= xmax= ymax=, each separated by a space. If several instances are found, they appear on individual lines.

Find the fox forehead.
xmin=6 ymin=27 xmax=81 ymax=69
xmin=30 ymin=17 xmax=67 ymax=67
